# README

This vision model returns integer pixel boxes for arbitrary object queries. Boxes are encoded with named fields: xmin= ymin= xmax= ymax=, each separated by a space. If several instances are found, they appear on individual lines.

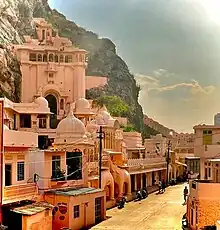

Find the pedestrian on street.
xmin=161 ymin=179 xmax=166 ymax=193
xmin=158 ymin=180 xmax=162 ymax=193
xmin=183 ymin=186 xmax=188 ymax=203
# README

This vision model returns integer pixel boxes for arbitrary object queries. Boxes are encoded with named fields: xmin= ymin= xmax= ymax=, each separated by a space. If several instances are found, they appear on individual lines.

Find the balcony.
xmin=127 ymin=157 xmax=166 ymax=167
xmin=3 ymin=183 xmax=38 ymax=204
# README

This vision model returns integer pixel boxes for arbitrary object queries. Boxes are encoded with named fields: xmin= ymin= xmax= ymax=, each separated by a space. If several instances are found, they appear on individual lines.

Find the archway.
xmin=45 ymin=94 xmax=58 ymax=129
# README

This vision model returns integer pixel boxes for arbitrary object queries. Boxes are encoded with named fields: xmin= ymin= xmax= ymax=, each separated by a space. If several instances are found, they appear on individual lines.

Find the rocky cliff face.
xmin=0 ymin=0 xmax=152 ymax=137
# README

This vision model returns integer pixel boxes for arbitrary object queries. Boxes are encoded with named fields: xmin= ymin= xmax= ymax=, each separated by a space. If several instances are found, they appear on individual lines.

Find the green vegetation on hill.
xmin=92 ymin=95 xmax=129 ymax=117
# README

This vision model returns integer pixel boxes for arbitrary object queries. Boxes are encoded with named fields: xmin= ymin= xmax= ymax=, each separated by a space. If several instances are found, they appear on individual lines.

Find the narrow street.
xmin=91 ymin=184 xmax=187 ymax=230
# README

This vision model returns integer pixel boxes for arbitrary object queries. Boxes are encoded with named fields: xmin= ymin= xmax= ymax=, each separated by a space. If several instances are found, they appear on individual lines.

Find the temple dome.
xmin=35 ymin=96 xmax=48 ymax=108
xmin=75 ymin=98 xmax=90 ymax=110
xmin=56 ymin=112 xmax=86 ymax=135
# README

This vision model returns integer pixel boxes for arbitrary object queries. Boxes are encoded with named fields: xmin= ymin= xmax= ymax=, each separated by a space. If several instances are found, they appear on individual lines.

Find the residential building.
xmin=30 ymin=111 xmax=106 ymax=230
xmin=124 ymin=133 xmax=167 ymax=194
xmin=0 ymin=100 xmax=53 ymax=230
xmin=187 ymin=123 xmax=220 ymax=229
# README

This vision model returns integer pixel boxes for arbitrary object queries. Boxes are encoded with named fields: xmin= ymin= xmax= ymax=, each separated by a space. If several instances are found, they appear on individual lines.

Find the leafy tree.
xmin=123 ymin=124 xmax=136 ymax=132
xmin=94 ymin=95 xmax=129 ymax=117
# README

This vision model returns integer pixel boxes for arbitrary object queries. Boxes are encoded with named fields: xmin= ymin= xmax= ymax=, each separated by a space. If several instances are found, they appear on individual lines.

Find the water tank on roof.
xmin=214 ymin=113 xmax=220 ymax=125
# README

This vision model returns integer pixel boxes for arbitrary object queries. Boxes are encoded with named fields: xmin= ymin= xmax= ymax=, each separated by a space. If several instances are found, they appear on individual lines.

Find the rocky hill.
xmin=0 ymin=0 xmax=156 ymax=138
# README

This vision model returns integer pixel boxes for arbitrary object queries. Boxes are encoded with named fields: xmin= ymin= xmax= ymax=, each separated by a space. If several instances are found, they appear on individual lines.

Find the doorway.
xmin=5 ymin=164 xmax=12 ymax=186
xmin=46 ymin=94 xmax=58 ymax=129
xmin=2 ymin=205 xmax=22 ymax=230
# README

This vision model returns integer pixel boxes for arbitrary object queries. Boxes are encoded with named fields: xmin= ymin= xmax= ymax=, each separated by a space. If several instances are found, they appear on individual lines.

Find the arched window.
xmin=49 ymin=54 xmax=54 ymax=62
xmin=65 ymin=56 xmax=68 ymax=63
xmin=55 ymin=55 xmax=59 ymax=63
xmin=37 ymin=54 xmax=42 ymax=62
xmin=65 ymin=55 xmax=72 ymax=63
xmin=43 ymin=54 xmax=47 ymax=62
xmin=68 ymin=55 xmax=72 ymax=63
xmin=29 ymin=53 xmax=37 ymax=61
xmin=60 ymin=99 xmax=64 ymax=110
xmin=60 ymin=55 xmax=64 ymax=63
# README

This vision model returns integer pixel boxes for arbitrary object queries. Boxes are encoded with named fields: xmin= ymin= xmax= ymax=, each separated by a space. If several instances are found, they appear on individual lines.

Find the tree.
xmin=94 ymin=95 xmax=129 ymax=117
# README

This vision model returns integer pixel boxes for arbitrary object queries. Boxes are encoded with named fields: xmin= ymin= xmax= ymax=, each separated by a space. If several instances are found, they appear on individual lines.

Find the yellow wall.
xmin=22 ymin=209 xmax=52 ymax=230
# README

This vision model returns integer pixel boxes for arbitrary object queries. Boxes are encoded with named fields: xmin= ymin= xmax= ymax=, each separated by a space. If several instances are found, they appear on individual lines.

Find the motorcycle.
xmin=117 ymin=198 xmax=126 ymax=209
xmin=136 ymin=190 xmax=142 ymax=201
xmin=141 ymin=189 xmax=148 ymax=199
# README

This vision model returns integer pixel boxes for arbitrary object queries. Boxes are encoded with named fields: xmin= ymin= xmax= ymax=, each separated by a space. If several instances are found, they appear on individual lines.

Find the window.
xmin=49 ymin=54 xmax=54 ymax=62
xmin=37 ymin=54 xmax=42 ymax=62
xmin=73 ymin=205 xmax=80 ymax=218
xmin=52 ymin=156 xmax=61 ymax=179
xmin=38 ymin=115 xmax=47 ymax=128
xmin=65 ymin=55 xmax=72 ymax=63
xmin=55 ymin=55 xmax=59 ymax=63
xmin=95 ymin=197 xmax=102 ymax=223
xmin=203 ymin=130 xmax=212 ymax=145
xmin=17 ymin=162 xmax=24 ymax=181
xmin=43 ymin=54 xmax=47 ymax=62
xmin=208 ymin=168 xmax=211 ymax=177
xmin=60 ymin=55 xmax=64 ymax=62
xmin=42 ymin=29 xmax=45 ymax=40
xmin=20 ymin=114 xmax=31 ymax=128
xmin=29 ymin=53 xmax=37 ymax=61
xmin=60 ymin=99 xmax=64 ymax=110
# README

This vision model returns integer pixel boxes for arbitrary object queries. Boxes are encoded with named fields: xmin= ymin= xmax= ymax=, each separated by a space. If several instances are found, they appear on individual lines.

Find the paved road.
xmin=91 ymin=184 xmax=187 ymax=230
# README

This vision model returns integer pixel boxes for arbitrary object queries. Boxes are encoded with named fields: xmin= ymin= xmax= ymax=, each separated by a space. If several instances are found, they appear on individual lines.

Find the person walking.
xmin=183 ymin=186 xmax=189 ymax=203
xmin=158 ymin=180 xmax=162 ymax=193
xmin=161 ymin=179 xmax=166 ymax=193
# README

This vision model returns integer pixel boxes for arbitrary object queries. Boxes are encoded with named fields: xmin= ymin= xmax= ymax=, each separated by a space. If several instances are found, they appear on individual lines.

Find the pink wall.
xmin=4 ymin=129 xmax=38 ymax=148
xmin=85 ymin=76 xmax=108 ymax=90
xmin=123 ymin=132 xmax=143 ymax=148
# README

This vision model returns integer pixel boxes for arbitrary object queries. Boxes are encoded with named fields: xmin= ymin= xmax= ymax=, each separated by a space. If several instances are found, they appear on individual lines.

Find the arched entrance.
xmin=45 ymin=94 xmax=58 ymax=129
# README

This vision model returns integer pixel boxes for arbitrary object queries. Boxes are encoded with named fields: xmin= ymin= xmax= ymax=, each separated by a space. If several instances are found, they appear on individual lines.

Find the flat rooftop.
xmin=11 ymin=202 xmax=53 ymax=216
xmin=46 ymin=187 xmax=103 ymax=197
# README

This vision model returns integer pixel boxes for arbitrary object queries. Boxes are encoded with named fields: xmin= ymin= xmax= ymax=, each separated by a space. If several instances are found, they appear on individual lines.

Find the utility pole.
xmin=166 ymin=140 xmax=171 ymax=186
xmin=97 ymin=126 xmax=104 ymax=189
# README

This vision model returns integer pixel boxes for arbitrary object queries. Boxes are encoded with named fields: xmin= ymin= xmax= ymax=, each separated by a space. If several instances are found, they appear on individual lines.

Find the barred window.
xmin=74 ymin=205 xmax=80 ymax=218
xmin=17 ymin=162 xmax=24 ymax=181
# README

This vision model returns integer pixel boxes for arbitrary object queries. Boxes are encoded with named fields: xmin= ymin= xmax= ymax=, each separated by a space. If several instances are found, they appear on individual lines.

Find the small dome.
xmin=35 ymin=96 xmax=48 ymax=108
xmin=75 ymin=98 xmax=90 ymax=109
xmin=56 ymin=113 xmax=86 ymax=135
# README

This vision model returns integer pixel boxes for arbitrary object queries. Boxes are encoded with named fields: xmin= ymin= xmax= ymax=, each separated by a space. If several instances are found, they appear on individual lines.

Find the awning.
xmin=175 ymin=161 xmax=187 ymax=167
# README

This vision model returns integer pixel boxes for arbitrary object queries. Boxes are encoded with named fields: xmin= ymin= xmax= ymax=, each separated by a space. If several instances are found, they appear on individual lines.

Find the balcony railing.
xmin=3 ymin=183 xmax=38 ymax=204
xmin=127 ymin=157 xmax=166 ymax=167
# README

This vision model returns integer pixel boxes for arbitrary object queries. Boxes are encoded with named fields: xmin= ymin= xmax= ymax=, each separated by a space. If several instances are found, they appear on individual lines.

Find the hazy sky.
xmin=48 ymin=0 xmax=220 ymax=132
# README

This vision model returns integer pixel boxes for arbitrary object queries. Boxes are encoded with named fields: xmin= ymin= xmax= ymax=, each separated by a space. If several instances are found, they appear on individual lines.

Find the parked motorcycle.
xmin=136 ymin=190 xmax=142 ymax=201
xmin=141 ymin=189 xmax=148 ymax=199
xmin=117 ymin=198 xmax=126 ymax=209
